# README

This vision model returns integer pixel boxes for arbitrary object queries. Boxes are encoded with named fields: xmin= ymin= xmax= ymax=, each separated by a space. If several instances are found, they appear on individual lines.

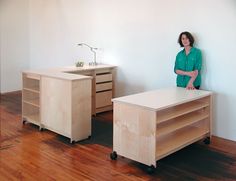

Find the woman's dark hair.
xmin=178 ymin=31 xmax=194 ymax=47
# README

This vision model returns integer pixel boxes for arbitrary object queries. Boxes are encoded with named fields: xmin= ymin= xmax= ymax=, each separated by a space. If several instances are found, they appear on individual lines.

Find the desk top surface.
xmin=23 ymin=64 xmax=116 ymax=80
xmin=112 ymin=87 xmax=212 ymax=111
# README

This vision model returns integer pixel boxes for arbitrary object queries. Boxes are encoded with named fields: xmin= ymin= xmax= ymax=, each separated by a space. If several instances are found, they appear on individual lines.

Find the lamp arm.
xmin=77 ymin=43 xmax=98 ymax=65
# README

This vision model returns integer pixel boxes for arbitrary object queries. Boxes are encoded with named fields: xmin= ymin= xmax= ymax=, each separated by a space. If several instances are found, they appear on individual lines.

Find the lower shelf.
xmin=96 ymin=105 xmax=113 ymax=114
xmin=156 ymin=126 xmax=209 ymax=160
xmin=23 ymin=114 xmax=40 ymax=126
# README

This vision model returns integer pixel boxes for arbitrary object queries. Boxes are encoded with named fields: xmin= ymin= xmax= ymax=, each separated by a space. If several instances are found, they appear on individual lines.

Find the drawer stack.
xmin=64 ymin=66 xmax=115 ymax=115
xmin=95 ymin=69 xmax=113 ymax=113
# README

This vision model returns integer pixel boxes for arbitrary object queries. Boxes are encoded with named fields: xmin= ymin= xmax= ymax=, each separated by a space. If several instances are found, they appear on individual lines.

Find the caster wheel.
xmin=39 ymin=127 xmax=44 ymax=131
xmin=204 ymin=137 xmax=211 ymax=145
xmin=70 ymin=140 xmax=75 ymax=144
xmin=88 ymin=135 xmax=91 ymax=139
xmin=22 ymin=120 xmax=27 ymax=125
xmin=110 ymin=151 xmax=117 ymax=160
xmin=147 ymin=165 xmax=155 ymax=174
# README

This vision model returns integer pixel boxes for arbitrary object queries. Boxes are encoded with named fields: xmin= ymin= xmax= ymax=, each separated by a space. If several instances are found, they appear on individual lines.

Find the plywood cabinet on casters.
xmin=40 ymin=76 xmax=92 ymax=143
xmin=22 ymin=64 xmax=115 ymax=142
xmin=111 ymin=87 xmax=212 ymax=173
xmin=22 ymin=73 xmax=43 ymax=131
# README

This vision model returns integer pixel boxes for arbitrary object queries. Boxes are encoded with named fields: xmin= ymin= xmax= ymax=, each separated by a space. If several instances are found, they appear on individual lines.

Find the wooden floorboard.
xmin=0 ymin=92 xmax=236 ymax=180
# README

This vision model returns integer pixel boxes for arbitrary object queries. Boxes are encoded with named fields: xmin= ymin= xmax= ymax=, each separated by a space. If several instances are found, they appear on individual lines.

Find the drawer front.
xmin=96 ymin=74 xmax=112 ymax=83
xmin=96 ymin=91 xmax=112 ymax=108
xmin=96 ymin=82 xmax=112 ymax=92
xmin=95 ymin=69 xmax=111 ymax=74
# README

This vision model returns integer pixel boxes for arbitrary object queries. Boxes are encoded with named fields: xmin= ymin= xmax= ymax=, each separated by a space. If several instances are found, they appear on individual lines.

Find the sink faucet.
xmin=78 ymin=43 xmax=98 ymax=65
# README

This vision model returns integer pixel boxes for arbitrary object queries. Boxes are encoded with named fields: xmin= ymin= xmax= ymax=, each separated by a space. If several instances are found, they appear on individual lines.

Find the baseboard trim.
xmin=0 ymin=90 xmax=22 ymax=96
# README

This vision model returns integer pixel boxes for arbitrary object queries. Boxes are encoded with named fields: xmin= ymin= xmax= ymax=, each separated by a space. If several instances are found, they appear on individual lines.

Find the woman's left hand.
xmin=186 ymin=82 xmax=195 ymax=90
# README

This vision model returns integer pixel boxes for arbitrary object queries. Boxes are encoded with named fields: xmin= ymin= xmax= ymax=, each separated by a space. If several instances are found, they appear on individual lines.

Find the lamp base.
xmin=89 ymin=62 xmax=98 ymax=66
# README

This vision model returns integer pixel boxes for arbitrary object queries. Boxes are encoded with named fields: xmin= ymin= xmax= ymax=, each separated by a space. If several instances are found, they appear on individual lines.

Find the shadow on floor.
xmin=79 ymin=117 xmax=113 ymax=147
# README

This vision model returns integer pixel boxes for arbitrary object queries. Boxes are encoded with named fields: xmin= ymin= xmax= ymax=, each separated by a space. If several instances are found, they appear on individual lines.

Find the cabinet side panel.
xmin=41 ymin=77 xmax=71 ymax=137
xmin=113 ymin=103 xmax=156 ymax=166
xmin=71 ymin=79 xmax=92 ymax=141
xmin=209 ymin=95 xmax=213 ymax=137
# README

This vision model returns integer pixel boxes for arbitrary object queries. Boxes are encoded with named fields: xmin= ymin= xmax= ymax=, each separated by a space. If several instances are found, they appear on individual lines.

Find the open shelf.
xmin=22 ymin=78 xmax=40 ymax=124
xmin=156 ymin=100 xmax=209 ymax=123
xmin=22 ymin=89 xmax=40 ymax=107
xmin=156 ymin=126 xmax=209 ymax=160
xmin=23 ymin=87 xmax=40 ymax=93
xmin=23 ymin=114 xmax=40 ymax=125
xmin=23 ymin=74 xmax=40 ymax=93
xmin=156 ymin=111 xmax=209 ymax=137
xmin=23 ymin=99 xmax=40 ymax=107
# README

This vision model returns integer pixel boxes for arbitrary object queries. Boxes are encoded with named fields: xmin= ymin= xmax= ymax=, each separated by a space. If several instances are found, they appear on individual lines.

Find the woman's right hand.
xmin=187 ymin=70 xmax=198 ymax=78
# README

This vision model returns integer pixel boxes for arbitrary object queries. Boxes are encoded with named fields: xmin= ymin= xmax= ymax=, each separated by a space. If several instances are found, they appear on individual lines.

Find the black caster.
xmin=204 ymin=137 xmax=211 ymax=145
xmin=147 ymin=165 xmax=155 ymax=174
xmin=39 ymin=127 xmax=44 ymax=131
xmin=70 ymin=140 xmax=75 ymax=144
xmin=22 ymin=120 xmax=27 ymax=125
xmin=110 ymin=151 xmax=117 ymax=160
xmin=88 ymin=135 xmax=91 ymax=139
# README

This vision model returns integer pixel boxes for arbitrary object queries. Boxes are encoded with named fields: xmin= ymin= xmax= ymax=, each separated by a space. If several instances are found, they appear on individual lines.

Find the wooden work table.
xmin=22 ymin=64 xmax=115 ymax=143
xmin=110 ymin=87 xmax=212 ymax=173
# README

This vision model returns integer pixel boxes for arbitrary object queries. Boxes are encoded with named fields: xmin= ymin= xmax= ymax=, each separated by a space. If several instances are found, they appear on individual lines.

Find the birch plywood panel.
xmin=113 ymin=102 xmax=157 ymax=167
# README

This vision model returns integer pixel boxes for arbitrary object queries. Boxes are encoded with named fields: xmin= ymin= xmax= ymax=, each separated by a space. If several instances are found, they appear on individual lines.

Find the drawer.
xmin=96 ymin=82 xmax=112 ymax=92
xmin=96 ymin=73 xmax=112 ymax=83
xmin=96 ymin=91 xmax=112 ymax=108
xmin=95 ymin=69 xmax=111 ymax=74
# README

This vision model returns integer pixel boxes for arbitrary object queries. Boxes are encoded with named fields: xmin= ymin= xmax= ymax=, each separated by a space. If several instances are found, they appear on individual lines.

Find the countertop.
xmin=23 ymin=64 xmax=116 ymax=81
xmin=112 ymin=87 xmax=212 ymax=111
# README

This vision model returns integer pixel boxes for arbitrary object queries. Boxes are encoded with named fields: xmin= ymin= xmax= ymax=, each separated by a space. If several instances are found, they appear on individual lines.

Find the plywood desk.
xmin=22 ymin=64 xmax=115 ymax=143
xmin=111 ymin=87 xmax=212 ymax=172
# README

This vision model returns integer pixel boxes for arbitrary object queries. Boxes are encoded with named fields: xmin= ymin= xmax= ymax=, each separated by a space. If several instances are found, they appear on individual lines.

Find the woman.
xmin=174 ymin=31 xmax=202 ymax=90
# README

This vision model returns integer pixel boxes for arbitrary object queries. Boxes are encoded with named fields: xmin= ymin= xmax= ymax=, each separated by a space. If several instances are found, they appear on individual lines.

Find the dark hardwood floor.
xmin=1 ymin=92 xmax=236 ymax=181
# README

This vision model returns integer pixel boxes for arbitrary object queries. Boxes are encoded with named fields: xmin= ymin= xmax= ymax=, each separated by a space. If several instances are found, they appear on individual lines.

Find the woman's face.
xmin=181 ymin=34 xmax=190 ymax=47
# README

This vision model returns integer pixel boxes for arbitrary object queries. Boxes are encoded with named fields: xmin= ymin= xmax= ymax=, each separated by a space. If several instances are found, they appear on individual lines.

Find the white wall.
xmin=0 ymin=0 xmax=3 ymax=92
xmin=0 ymin=0 xmax=30 ymax=93
xmin=1 ymin=0 xmax=236 ymax=141
xmin=0 ymin=0 xmax=2 ymax=92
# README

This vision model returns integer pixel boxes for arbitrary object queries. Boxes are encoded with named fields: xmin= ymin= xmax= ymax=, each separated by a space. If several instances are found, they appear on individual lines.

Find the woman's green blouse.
xmin=174 ymin=47 xmax=202 ymax=87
